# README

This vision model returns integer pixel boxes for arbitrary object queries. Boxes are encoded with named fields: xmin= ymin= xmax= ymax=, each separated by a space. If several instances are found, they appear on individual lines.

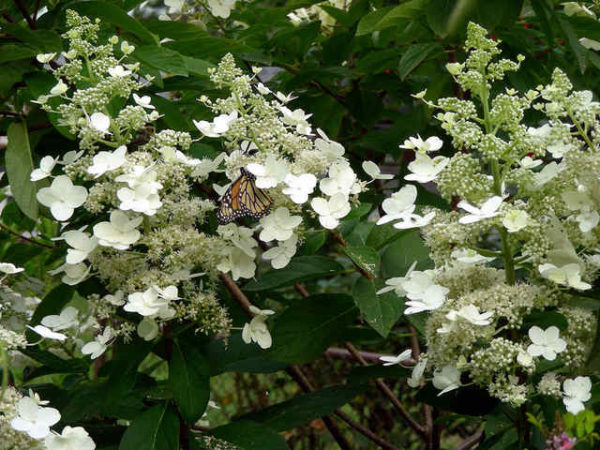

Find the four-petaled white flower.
xmin=527 ymin=326 xmax=567 ymax=361
xmin=62 ymin=230 xmax=98 ymax=264
xmin=217 ymin=246 xmax=256 ymax=280
xmin=50 ymin=80 xmax=68 ymax=96
xmin=362 ymin=161 xmax=393 ymax=180
xmin=263 ymin=235 xmax=298 ymax=269
xmin=81 ymin=327 xmax=115 ymax=359
xmin=60 ymin=150 xmax=84 ymax=165
xmin=193 ymin=111 xmax=237 ymax=137
xmin=108 ymin=65 xmax=132 ymax=78
xmin=319 ymin=162 xmax=361 ymax=197
xmin=48 ymin=263 xmax=90 ymax=285
xmin=376 ymin=185 xmax=417 ymax=225
xmin=124 ymin=287 xmax=175 ymax=319
xmin=44 ymin=426 xmax=96 ymax=450
xmin=10 ymin=395 xmax=61 ymax=439
xmin=41 ymin=306 xmax=79 ymax=331
xmin=391 ymin=211 xmax=436 ymax=229
xmin=154 ymin=285 xmax=180 ymax=301
xmin=280 ymin=106 xmax=312 ymax=135
xmin=0 ymin=262 xmax=24 ymax=274
xmin=89 ymin=112 xmax=111 ymax=133
xmin=575 ymin=210 xmax=599 ymax=233
xmin=432 ymin=366 xmax=461 ymax=396
xmin=404 ymin=284 xmax=448 ymax=315
xmin=399 ymin=135 xmax=443 ymax=153
xmin=275 ymin=91 xmax=297 ymax=103
xmin=206 ymin=0 xmax=237 ymax=18
xmin=404 ymin=154 xmax=449 ymax=183
xmin=519 ymin=156 xmax=542 ymax=169
xmin=446 ymin=304 xmax=493 ymax=326
xmin=133 ymin=93 xmax=155 ymax=109
xmin=137 ymin=317 xmax=159 ymax=341
xmin=242 ymin=306 xmax=275 ymax=349
xmin=115 ymin=165 xmax=162 ymax=216
xmin=407 ymin=357 xmax=428 ymax=388
xmin=311 ymin=194 xmax=351 ymax=229
xmin=282 ymin=173 xmax=317 ymax=204
xmin=27 ymin=325 xmax=67 ymax=341
xmin=563 ymin=376 xmax=592 ymax=415
xmin=377 ymin=262 xmax=417 ymax=296
xmin=36 ymin=53 xmax=56 ymax=63
xmin=87 ymin=145 xmax=127 ymax=178
xmin=93 ymin=210 xmax=142 ymax=250
xmin=502 ymin=209 xmax=530 ymax=233
xmin=380 ymin=349 xmax=412 ymax=366
xmin=190 ymin=153 xmax=226 ymax=178
xmin=451 ymin=248 xmax=494 ymax=265
xmin=30 ymin=156 xmax=58 ymax=181
xmin=538 ymin=263 xmax=591 ymax=290
xmin=36 ymin=175 xmax=88 ymax=221
xmin=386 ymin=269 xmax=449 ymax=315
xmin=315 ymin=129 xmax=345 ymax=162
xmin=457 ymin=196 xmax=503 ymax=224
xmin=259 ymin=207 xmax=302 ymax=242
xmin=246 ymin=155 xmax=289 ymax=189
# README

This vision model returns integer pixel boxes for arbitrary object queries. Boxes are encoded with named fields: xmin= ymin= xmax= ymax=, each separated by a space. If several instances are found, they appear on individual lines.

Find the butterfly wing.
xmin=217 ymin=170 xmax=272 ymax=224
xmin=239 ymin=175 xmax=272 ymax=219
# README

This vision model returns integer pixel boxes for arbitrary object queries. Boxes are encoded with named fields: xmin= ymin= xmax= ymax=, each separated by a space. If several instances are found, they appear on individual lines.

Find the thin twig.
xmin=335 ymin=410 xmax=399 ymax=450
xmin=219 ymin=273 xmax=253 ymax=315
xmin=0 ymin=223 xmax=55 ymax=249
xmin=330 ymin=230 xmax=374 ymax=281
xmin=454 ymin=430 xmax=483 ymax=450
xmin=13 ymin=0 xmax=36 ymax=29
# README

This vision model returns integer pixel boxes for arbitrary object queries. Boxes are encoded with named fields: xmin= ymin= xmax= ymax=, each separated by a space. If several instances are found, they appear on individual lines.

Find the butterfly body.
xmin=217 ymin=168 xmax=273 ymax=224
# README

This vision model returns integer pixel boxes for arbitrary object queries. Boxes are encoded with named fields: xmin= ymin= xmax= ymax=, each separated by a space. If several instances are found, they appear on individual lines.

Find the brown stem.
xmin=13 ymin=0 xmax=36 ymax=29
xmin=219 ymin=273 xmax=253 ymax=315
xmin=325 ymin=347 xmax=398 ymax=364
xmin=330 ymin=230 xmax=374 ymax=281
xmin=0 ymin=223 xmax=56 ymax=249
xmin=335 ymin=410 xmax=399 ymax=450
xmin=455 ymin=430 xmax=483 ymax=450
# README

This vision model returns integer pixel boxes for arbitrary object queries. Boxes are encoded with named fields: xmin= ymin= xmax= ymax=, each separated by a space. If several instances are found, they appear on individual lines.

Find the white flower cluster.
xmin=377 ymin=23 xmax=599 ymax=413
xmin=162 ymin=0 xmax=242 ymax=20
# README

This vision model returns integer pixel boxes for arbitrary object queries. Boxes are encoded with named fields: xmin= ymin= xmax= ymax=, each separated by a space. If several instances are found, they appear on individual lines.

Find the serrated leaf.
xmin=133 ymin=46 xmax=189 ymax=76
xmin=398 ymin=43 xmax=442 ymax=80
xmin=243 ymin=256 xmax=345 ymax=291
xmin=6 ymin=122 xmax=38 ymax=220
xmin=352 ymin=277 xmax=402 ymax=337
xmin=169 ymin=339 xmax=210 ymax=424
xmin=119 ymin=404 xmax=179 ymax=450
xmin=343 ymin=246 xmax=379 ymax=278
xmin=209 ymin=421 xmax=288 ymax=450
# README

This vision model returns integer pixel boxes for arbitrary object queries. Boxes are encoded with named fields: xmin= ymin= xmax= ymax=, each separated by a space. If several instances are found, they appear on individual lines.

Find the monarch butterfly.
xmin=217 ymin=168 xmax=273 ymax=224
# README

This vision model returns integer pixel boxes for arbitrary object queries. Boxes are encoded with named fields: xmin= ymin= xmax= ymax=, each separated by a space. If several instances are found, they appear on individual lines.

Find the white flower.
xmin=534 ymin=161 xmax=561 ymax=187
xmin=116 ymin=165 xmax=162 ymax=191
xmin=391 ymin=211 xmax=436 ymax=229
xmin=117 ymin=184 xmax=162 ymax=215
xmin=538 ymin=263 xmax=591 ymax=290
xmin=0 ymin=263 xmax=24 ymax=274
xmin=242 ymin=306 xmax=275 ymax=349
xmin=48 ymin=263 xmax=90 ymax=285
xmin=446 ymin=304 xmax=493 ymax=326
xmin=399 ymin=135 xmax=443 ymax=153
xmin=404 ymin=154 xmax=449 ymax=183
xmin=89 ymin=112 xmax=111 ymax=133
xmin=81 ymin=327 xmax=114 ymax=359
xmin=362 ymin=161 xmax=393 ymax=180
xmin=432 ymin=366 xmax=461 ymax=396
xmin=527 ymin=326 xmax=567 ymax=361
xmin=30 ymin=156 xmax=58 ymax=181
xmin=104 ymin=291 xmax=125 ymax=306
xmin=165 ymin=0 xmax=185 ymax=14
xmin=218 ymin=224 xmax=258 ymax=258
xmin=379 ymin=349 xmax=411 ymax=366
xmin=256 ymin=82 xmax=271 ymax=95
xmin=451 ymin=248 xmax=494 ymax=265
xmin=407 ymin=357 xmax=427 ymax=388
xmin=282 ymin=173 xmax=317 ymax=204
xmin=124 ymin=288 xmax=175 ymax=319
xmin=315 ymin=129 xmax=345 ymax=162
xmin=580 ymin=37 xmax=600 ymax=51
xmin=190 ymin=153 xmax=226 ymax=178
xmin=404 ymin=284 xmax=448 ymax=314
xmin=36 ymin=53 xmax=56 ymax=63
xmin=44 ymin=426 xmax=96 ymax=450
xmin=519 ymin=156 xmax=542 ymax=169
xmin=457 ymin=196 xmax=503 ymax=224
xmin=41 ymin=306 xmax=79 ymax=331
xmin=246 ymin=155 xmax=288 ymax=189
xmin=49 ymin=80 xmax=68 ymax=96
xmin=132 ymin=93 xmax=155 ymax=109
xmin=193 ymin=111 xmax=237 ymax=137
xmin=377 ymin=262 xmax=417 ymax=296
xmin=562 ymin=190 xmax=594 ymax=212
xmin=263 ymin=235 xmax=298 ymax=269
xmin=311 ymin=194 xmax=351 ymax=229
xmin=516 ymin=351 xmax=534 ymax=368
xmin=275 ymin=91 xmax=297 ymax=103
xmin=547 ymin=141 xmax=572 ymax=159
xmin=108 ymin=65 xmax=131 ymax=77
xmin=319 ymin=162 xmax=361 ymax=197
xmin=376 ymin=185 xmax=417 ymax=225
xmin=575 ymin=210 xmax=599 ymax=233
xmin=206 ymin=0 xmax=237 ymax=18
xmin=10 ymin=396 xmax=60 ymax=439
xmin=280 ymin=106 xmax=312 ymax=135
xmin=137 ymin=317 xmax=159 ymax=341
xmin=259 ymin=207 xmax=302 ymax=242
xmin=502 ymin=209 xmax=530 ymax=233
xmin=563 ymin=376 xmax=592 ymax=415
xmin=62 ymin=230 xmax=98 ymax=264
xmin=217 ymin=246 xmax=256 ymax=280
xmin=93 ymin=210 xmax=142 ymax=250
xmin=121 ymin=40 xmax=135 ymax=55
xmin=154 ymin=285 xmax=180 ymax=301
xmin=27 ymin=325 xmax=67 ymax=341
xmin=87 ymin=146 xmax=127 ymax=178
xmin=36 ymin=175 xmax=88 ymax=221
xmin=60 ymin=150 xmax=84 ymax=165
xmin=527 ymin=124 xmax=552 ymax=138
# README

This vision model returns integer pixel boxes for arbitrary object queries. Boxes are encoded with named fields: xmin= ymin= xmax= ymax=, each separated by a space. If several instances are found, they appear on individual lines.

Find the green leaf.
xmin=1 ymin=24 xmax=62 ymax=53
xmin=119 ymin=404 xmax=180 ymax=450
xmin=133 ymin=46 xmax=189 ymax=76
xmin=6 ymin=122 xmax=38 ymax=220
xmin=243 ymin=256 xmax=345 ymax=291
xmin=342 ymin=246 xmax=379 ymax=279
xmin=30 ymin=284 xmax=75 ymax=326
xmin=20 ymin=347 xmax=88 ymax=374
xmin=348 ymin=365 xmax=410 ymax=383
xmin=366 ymin=223 xmax=410 ymax=250
xmin=270 ymin=294 xmax=358 ymax=363
xmin=352 ymin=277 xmax=402 ymax=337
xmin=169 ymin=339 xmax=210 ymax=424
xmin=207 ymin=335 xmax=287 ymax=375
xmin=69 ymin=2 xmax=157 ymax=45
xmin=209 ymin=421 xmax=288 ymax=450
xmin=398 ymin=43 xmax=442 ymax=80
xmin=0 ymin=44 xmax=37 ymax=64
xmin=586 ymin=310 xmax=600 ymax=373
xmin=356 ymin=0 xmax=426 ymax=35
xmin=237 ymin=384 xmax=367 ymax=431
xmin=381 ymin=230 xmax=431 ymax=278
xmin=558 ymin=16 xmax=588 ymax=73
xmin=522 ymin=310 xmax=568 ymax=331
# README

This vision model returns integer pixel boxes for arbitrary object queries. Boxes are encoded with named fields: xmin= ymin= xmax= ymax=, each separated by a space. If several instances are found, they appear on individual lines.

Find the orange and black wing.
xmin=217 ymin=169 xmax=272 ymax=224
